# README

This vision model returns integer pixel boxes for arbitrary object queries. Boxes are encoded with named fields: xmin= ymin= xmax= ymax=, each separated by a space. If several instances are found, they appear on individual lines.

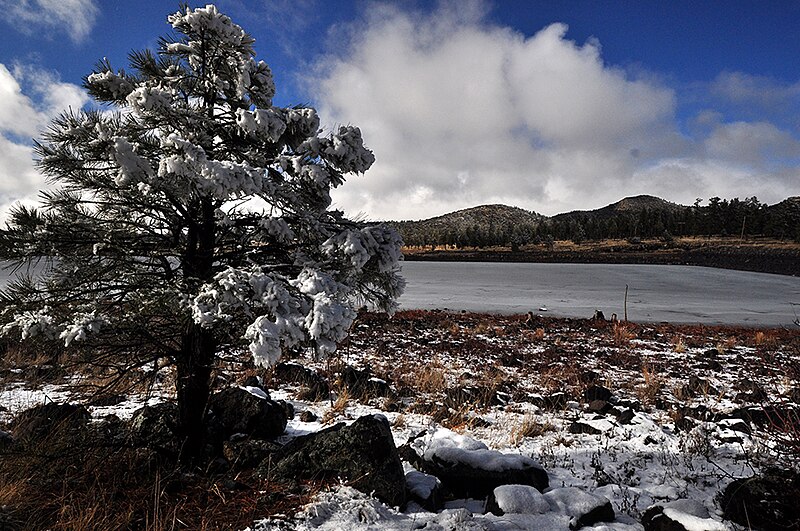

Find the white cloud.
xmin=711 ymin=71 xmax=800 ymax=110
xmin=0 ymin=63 xmax=88 ymax=222
xmin=0 ymin=0 xmax=99 ymax=43
xmin=310 ymin=3 xmax=800 ymax=219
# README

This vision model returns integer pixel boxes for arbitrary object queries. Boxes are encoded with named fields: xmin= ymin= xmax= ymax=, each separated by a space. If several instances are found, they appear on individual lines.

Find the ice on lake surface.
xmin=400 ymin=262 xmax=800 ymax=326
xmin=2 ymin=260 xmax=797 ymax=326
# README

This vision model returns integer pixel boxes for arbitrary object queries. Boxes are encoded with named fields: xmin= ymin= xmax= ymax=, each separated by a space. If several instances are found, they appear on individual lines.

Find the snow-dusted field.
xmin=1 ymin=310 xmax=797 ymax=530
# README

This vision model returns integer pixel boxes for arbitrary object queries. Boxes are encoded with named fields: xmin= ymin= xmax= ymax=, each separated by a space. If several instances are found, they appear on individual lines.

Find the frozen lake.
xmin=399 ymin=262 xmax=800 ymax=327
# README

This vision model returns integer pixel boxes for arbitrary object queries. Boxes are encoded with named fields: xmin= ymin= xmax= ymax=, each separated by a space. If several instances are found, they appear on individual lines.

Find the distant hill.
xmin=552 ymin=195 xmax=688 ymax=222
xmin=391 ymin=204 xmax=544 ymax=247
xmin=389 ymin=195 xmax=800 ymax=248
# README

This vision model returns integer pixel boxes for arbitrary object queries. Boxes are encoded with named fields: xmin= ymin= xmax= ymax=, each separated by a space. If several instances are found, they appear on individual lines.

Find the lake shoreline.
xmin=403 ymin=244 xmax=800 ymax=277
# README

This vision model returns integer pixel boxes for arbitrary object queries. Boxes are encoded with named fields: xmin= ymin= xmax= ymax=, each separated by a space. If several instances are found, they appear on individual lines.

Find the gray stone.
xmin=208 ymin=387 xmax=287 ymax=441
xmin=263 ymin=414 xmax=406 ymax=507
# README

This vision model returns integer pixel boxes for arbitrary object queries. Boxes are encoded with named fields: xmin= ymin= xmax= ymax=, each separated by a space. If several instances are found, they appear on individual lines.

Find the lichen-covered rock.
xmin=263 ymin=414 xmax=406 ymax=507
xmin=720 ymin=469 xmax=800 ymax=531
xmin=223 ymin=437 xmax=282 ymax=471
xmin=128 ymin=402 xmax=179 ymax=452
xmin=207 ymin=386 xmax=287 ymax=441
xmin=12 ymin=403 xmax=90 ymax=443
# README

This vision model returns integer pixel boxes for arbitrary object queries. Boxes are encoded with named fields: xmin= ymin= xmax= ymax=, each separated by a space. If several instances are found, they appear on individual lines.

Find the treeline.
xmin=395 ymin=197 xmax=800 ymax=248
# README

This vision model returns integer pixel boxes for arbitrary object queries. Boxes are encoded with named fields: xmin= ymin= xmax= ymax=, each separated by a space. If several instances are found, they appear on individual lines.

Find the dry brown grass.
xmin=612 ymin=322 xmax=637 ymax=346
xmin=671 ymin=336 xmax=686 ymax=353
xmin=637 ymin=364 xmax=662 ymax=406
xmin=510 ymin=415 xmax=556 ymax=445
xmin=321 ymin=388 xmax=350 ymax=424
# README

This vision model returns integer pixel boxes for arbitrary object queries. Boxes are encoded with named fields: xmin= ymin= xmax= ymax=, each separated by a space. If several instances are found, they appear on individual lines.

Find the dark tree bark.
xmin=176 ymin=197 xmax=217 ymax=463
xmin=176 ymin=321 xmax=217 ymax=462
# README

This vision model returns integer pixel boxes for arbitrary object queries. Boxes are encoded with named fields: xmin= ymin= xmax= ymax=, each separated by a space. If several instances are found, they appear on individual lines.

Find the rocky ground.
xmin=1 ymin=310 xmax=799 ymax=529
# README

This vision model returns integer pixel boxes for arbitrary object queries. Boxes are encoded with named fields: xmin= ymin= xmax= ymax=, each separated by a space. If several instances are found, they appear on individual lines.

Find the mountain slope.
xmin=551 ymin=195 xmax=688 ymax=222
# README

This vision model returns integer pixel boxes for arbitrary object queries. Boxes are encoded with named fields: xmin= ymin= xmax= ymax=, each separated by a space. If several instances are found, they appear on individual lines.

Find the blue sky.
xmin=1 ymin=1 xmax=799 ymax=220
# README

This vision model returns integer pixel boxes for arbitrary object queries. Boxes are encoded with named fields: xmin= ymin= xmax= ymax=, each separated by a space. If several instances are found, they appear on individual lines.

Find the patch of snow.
xmin=240 ymin=385 xmax=269 ymax=400
xmin=492 ymin=484 xmax=549 ymax=514
xmin=662 ymin=507 xmax=727 ymax=531
xmin=544 ymin=487 xmax=609 ymax=518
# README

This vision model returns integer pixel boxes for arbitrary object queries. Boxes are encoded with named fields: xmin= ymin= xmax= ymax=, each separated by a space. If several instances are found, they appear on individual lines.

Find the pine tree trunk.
xmin=176 ymin=321 xmax=216 ymax=463
xmin=176 ymin=197 xmax=217 ymax=463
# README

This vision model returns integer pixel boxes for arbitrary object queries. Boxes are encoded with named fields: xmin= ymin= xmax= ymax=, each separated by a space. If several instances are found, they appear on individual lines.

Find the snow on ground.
xmin=1 ymin=310 xmax=797 ymax=530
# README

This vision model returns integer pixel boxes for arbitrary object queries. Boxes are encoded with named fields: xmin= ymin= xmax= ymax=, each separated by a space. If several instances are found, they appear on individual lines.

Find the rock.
xmin=568 ymin=417 xmax=614 ymax=435
xmin=588 ymin=400 xmax=611 ymax=414
xmin=445 ymin=385 xmax=503 ymax=409
xmin=679 ymin=376 xmax=716 ymax=398
xmin=642 ymin=499 xmax=726 ymax=531
xmin=717 ymin=418 xmax=751 ymax=435
xmin=128 ymin=402 xmax=179 ymax=452
xmin=263 ymin=414 xmax=406 ymax=507
xmin=0 ymin=429 xmax=13 ymax=449
xmin=405 ymin=428 xmax=548 ymax=499
xmin=277 ymin=399 xmax=295 ymax=420
xmin=299 ymin=410 xmax=317 ymax=422
xmin=610 ymin=406 xmax=635 ymax=424
xmin=544 ymin=487 xmax=614 ymax=530
xmin=340 ymin=366 xmax=393 ymax=400
xmin=405 ymin=466 xmax=443 ymax=511
xmin=207 ymin=387 xmax=287 ymax=441
xmin=242 ymin=375 xmax=265 ymax=391
xmin=274 ymin=362 xmax=330 ymax=401
xmin=223 ymin=438 xmax=282 ymax=471
xmin=486 ymin=484 xmax=550 ymax=515
xmin=580 ymin=370 xmax=600 ymax=384
xmin=531 ymin=392 xmax=569 ymax=410
xmin=584 ymin=385 xmax=612 ymax=402
xmin=720 ymin=469 xmax=800 ymax=530
xmin=11 ymin=403 xmax=90 ymax=443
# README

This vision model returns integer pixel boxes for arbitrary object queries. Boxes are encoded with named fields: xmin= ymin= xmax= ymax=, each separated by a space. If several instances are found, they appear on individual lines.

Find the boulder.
xmin=405 ymin=465 xmax=443 ymax=511
xmin=405 ymin=428 xmax=548 ymax=499
xmin=486 ymin=484 xmax=550 ymax=515
xmin=11 ymin=403 xmax=90 ymax=443
xmin=340 ymin=366 xmax=393 ymax=400
xmin=584 ymin=385 xmax=612 ymax=403
xmin=445 ymin=385 xmax=504 ymax=409
xmin=587 ymin=400 xmax=611 ymax=414
xmin=263 ymin=414 xmax=406 ymax=507
xmin=299 ymin=410 xmax=317 ymax=422
xmin=207 ymin=387 xmax=287 ymax=441
xmin=720 ymin=469 xmax=800 ymax=530
xmin=642 ymin=500 xmax=726 ymax=531
xmin=128 ymin=402 xmax=180 ymax=452
xmin=223 ymin=438 xmax=282 ymax=471
xmin=568 ymin=417 xmax=615 ymax=435
xmin=531 ymin=392 xmax=569 ymax=411
xmin=544 ymin=487 xmax=614 ymax=530
xmin=0 ymin=429 xmax=13 ymax=449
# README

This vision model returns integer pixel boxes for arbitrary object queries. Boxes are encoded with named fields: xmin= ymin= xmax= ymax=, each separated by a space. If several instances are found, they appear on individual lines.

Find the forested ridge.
xmin=391 ymin=195 xmax=800 ymax=248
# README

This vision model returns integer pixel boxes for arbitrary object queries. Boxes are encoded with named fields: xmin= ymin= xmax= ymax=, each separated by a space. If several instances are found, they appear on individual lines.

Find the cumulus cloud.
xmin=310 ymin=2 xmax=799 ymax=219
xmin=711 ymin=71 xmax=800 ymax=110
xmin=0 ymin=63 xmax=88 ymax=222
xmin=0 ymin=0 xmax=99 ymax=43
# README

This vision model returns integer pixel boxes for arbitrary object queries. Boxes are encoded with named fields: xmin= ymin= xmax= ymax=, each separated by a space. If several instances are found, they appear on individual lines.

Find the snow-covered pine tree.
xmin=0 ymin=4 xmax=403 ymax=460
